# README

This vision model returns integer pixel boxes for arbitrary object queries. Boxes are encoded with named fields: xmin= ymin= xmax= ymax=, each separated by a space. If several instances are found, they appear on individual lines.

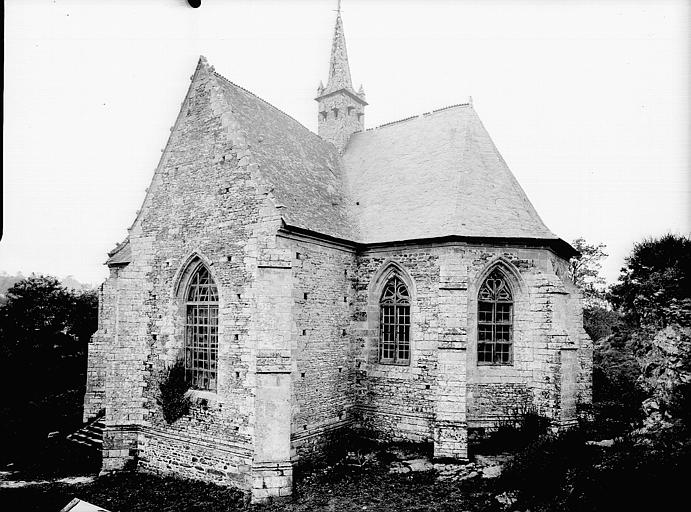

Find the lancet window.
xmin=184 ymin=265 xmax=219 ymax=391
xmin=379 ymin=275 xmax=411 ymax=365
xmin=477 ymin=269 xmax=513 ymax=365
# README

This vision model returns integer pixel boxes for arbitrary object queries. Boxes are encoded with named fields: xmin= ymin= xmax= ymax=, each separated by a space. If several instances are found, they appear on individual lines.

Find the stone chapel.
xmin=83 ymin=9 xmax=592 ymax=503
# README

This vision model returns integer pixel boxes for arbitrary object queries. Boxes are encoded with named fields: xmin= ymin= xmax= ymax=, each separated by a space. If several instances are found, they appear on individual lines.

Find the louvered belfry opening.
xmin=184 ymin=265 xmax=219 ymax=391
xmin=379 ymin=275 xmax=411 ymax=365
xmin=477 ymin=269 xmax=513 ymax=365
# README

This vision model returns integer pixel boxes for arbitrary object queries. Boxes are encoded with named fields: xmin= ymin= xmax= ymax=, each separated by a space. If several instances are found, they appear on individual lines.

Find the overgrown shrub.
xmin=668 ymin=381 xmax=691 ymax=430
xmin=477 ymin=401 xmax=550 ymax=453
xmin=501 ymin=429 xmax=592 ymax=505
xmin=0 ymin=275 xmax=98 ymax=464
xmin=157 ymin=360 xmax=190 ymax=424
xmin=583 ymin=305 xmax=626 ymax=342
xmin=591 ymin=330 xmax=647 ymax=437
xmin=502 ymin=426 xmax=690 ymax=511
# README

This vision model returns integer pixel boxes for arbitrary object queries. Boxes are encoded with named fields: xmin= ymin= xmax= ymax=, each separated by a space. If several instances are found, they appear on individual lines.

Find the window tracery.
xmin=477 ymin=269 xmax=513 ymax=365
xmin=379 ymin=275 xmax=410 ymax=364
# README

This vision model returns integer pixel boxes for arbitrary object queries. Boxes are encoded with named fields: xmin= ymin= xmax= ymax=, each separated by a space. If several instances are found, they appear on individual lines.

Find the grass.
xmin=0 ymin=473 xmax=246 ymax=512
xmin=0 ymin=438 xmax=504 ymax=512
xmin=0 ymin=462 xmax=503 ymax=512
xmin=2 ymin=426 xmax=689 ymax=511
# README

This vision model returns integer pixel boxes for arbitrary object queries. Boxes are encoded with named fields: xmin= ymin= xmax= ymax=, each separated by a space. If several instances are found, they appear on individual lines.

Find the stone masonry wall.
xmin=287 ymin=235 xmax=356 ymax=461
xmin=101 ymin=236 xmax=153 ymax=471
xmin=463 ymin=246 xmax=589 ymax=428
xmin=353 ymin=248 xmax=441 ymax=443
xmin=83 ymin=280 xmax=114 ymax=422
xmin=317 ymin=92 xmax=365 ymax=153
xmin=96 ymin=58 xmax=289 ymax=492
xmin=351 ymin=243 xmax=592 ymax=443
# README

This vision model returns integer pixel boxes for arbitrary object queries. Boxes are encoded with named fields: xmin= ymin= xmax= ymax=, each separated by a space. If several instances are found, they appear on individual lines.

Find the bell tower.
xmin=316 ymin=4 xmax=367 ymax=153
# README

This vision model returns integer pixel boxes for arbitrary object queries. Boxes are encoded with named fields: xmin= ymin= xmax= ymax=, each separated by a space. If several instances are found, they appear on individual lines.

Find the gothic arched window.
xmin=184 ymin=265 xmax=219 ymax=391
xmin=477 ymin=269 xmax=513 ymax=365
xmin=379 ymin=275 xmax=410 ymax=365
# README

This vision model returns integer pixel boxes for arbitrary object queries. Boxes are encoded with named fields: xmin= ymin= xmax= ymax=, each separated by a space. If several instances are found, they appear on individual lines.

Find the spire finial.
xmin=320 ymin=2 xmax=354 ymax=96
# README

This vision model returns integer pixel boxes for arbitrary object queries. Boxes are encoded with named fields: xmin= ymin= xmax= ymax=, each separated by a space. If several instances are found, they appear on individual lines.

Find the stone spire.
xmin=323 ymin=11 xmax=354 ymax=96
xmin=316 ymin=4 xmax=367 ymax=153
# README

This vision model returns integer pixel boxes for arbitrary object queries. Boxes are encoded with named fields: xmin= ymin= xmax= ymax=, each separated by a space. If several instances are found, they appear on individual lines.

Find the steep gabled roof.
xmin=341 ymin=104 xmax=559 ymax=244
xmin=212 ymin=71 xmax=358 ymax=241
xmin=107 ymin=58 xmax=572 ymax=268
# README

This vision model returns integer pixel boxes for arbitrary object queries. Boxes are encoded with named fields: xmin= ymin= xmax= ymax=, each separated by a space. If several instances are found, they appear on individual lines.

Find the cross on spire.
xmin=321 ymin=3 xmax=354 ymax=96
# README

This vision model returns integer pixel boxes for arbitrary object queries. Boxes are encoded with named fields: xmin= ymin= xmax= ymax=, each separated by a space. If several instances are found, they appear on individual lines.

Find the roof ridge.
xmin=365 ymin=102 xmax=472 ymax=132
xmin=449 ymin=105 xmax=475 ymax=234
xmin=212 ymin=71 xmax=325 ymax=144
xmin=431 ymin=102 xmax=471 ymax=114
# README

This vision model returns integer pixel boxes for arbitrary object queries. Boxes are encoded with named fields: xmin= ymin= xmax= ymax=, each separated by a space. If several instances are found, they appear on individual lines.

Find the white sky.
xmin=3 ymin=0 xmax=690 ymax=286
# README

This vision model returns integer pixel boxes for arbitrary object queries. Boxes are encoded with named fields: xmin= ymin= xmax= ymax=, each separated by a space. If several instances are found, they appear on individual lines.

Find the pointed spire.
xmin=317 ymin=80 xmax=325 ymax=95
xmin=322 ymin=10 xmax=354 ymax=96
xmin=316 ymin=2 xmax=367 ymax=152
xmin=357 ymin=83 xmax=366 ymax=99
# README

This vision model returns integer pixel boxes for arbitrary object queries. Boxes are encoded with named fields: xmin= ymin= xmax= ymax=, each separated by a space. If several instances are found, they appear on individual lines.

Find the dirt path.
xmin=0 ymin=471 xmax=95 ymax=489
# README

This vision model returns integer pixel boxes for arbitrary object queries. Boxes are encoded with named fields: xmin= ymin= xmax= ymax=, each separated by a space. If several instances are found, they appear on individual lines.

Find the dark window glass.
xmin=477 ymin=270 xmax=513 ymax=365
xmin=379 ymin=276 xmax=411 ymax=365
xmin=185 ymin=265 xmax=219 ymax=391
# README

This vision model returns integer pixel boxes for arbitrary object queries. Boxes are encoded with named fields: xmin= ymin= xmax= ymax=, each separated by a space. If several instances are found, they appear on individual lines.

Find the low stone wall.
xmin=137 ymin=427 xmax=252 ymax=489
xmin=353 ymin=405 xmax=434 ymax=443
xmin=467 ymin=383 xmax=534 ymax=427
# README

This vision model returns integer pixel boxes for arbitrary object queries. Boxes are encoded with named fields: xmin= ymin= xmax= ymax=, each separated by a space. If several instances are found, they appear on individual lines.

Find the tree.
xmin=0 ymin=275 xmax=97 ymax=357
xmin=605 ymin=234 xmax=691 ymax=431
xmin=569 ymin=237 xmax=608 ymax=307
xmin=609 ymin=233 xmax=691 ymax=328
xmin=568 ymin=237 xmax=624 ymax=341
xmin=0 ymin=275 xmax=98 ymax=464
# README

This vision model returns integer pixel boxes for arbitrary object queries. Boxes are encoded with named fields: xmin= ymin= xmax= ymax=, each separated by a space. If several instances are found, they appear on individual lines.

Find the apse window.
xmin=477 ymin=269 xmax=513 ymax=365
xmin=379 ymin=275 xmax=411 ymax=365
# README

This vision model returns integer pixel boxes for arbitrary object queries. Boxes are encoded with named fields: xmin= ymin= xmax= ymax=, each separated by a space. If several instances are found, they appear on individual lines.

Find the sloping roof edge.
xmin=106 ymin=238 xmax=131 ymax=266
xmin=280 ymin=222 xmax=578 ymax=260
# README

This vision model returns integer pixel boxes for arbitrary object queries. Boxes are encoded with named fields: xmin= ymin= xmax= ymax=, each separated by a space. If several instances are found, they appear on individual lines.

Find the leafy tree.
xmin=608 ymin=233 xmax=691 ymax=327
xmin=603 ymin=234 xmax=691 ymax=431
xmin=583 ymin=306 xmax=626 ymax=342
xmin=568 ymin=237 xmax=625 ymax=341
xmin=569 ymin=237 xmax=608 ymax=307
xmin=0 ymin=275 xmax=98 ymax=464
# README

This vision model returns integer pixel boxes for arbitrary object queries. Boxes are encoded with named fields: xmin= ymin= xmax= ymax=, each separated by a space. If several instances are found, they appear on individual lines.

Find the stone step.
xmin=68 ymin=430 xmax=103 ymax=445
xmin=66 ymin=414 xmax=105 ymax=451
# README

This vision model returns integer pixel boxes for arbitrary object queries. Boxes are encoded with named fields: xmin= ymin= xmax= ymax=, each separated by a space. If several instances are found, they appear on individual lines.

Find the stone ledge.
xmin=439 ymin=278 xmax=468 ymax=290
xmin=438 ymin=339 xmax=467 ymax=350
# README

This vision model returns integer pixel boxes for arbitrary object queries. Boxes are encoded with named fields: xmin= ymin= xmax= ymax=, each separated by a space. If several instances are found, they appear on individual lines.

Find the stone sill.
xmin=186 ymin=389 xmax=219 ymax=402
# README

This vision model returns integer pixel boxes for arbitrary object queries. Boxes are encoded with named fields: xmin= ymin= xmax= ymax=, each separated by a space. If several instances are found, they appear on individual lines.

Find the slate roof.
xmin=106 ymin=239 xmax=131 ymax=266
xmin=213 ymin=72 xmax=358 ymax=241
xmin=341 ymin=104 xmax=560 ymax=244
xmin=107 ymin=60 xmax=572 ymax=267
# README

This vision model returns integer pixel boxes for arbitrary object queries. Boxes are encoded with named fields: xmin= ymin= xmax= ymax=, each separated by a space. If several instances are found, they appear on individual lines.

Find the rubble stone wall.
xmin=350 ymin=244 xmax=591 ymax=440
xmin=352 ymin=247 xmax=441 ymax=443
xmin=95 ymin=58 xmax=286 ymax=490
xmin=287 ymin=235 xmax=356 ymax=461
